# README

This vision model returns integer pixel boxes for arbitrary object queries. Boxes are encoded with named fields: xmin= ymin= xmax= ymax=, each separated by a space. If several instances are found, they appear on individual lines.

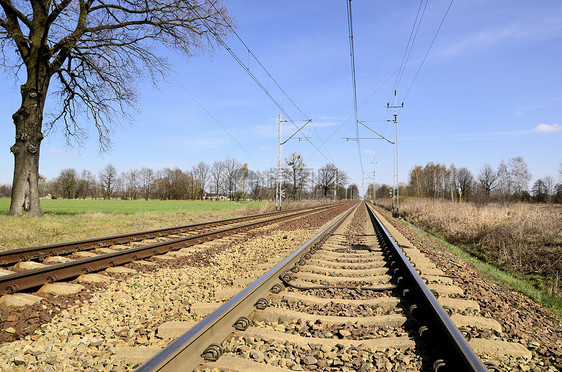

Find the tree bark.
xmin=8 ymin=81 xmax=48 ymax=216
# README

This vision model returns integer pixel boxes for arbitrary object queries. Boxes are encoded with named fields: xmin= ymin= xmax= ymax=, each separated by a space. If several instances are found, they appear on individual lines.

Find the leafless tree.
xmin=543 ymin=176 xmax=555 ymax=203
xmin=1 ymin=0 xmax=232 ymax=215
xmin=456 ymin=167 xmax=474 ymax=202
xmin=56 ymin=168 xmax=77 ymax=198
xmin=509 ymin=156 xmax=531 ymax=195
xmin=192 ymin=161 xmax=210 ymax=200
xmin=76 ymin=169 xmax=96 ymax=199
xmin=496 ymin=160 xmax=512 ymax=202
xmin=210 ymin=160 xmax=225 ymax=199
xmin=284 ymin=152 xmax=308 ymax=201
xmin=478 ymin=164 xmax=498 ymax=198
xmin=317 ymin=163 xmax=339 ymax=199
xmin=448 ymin=164 xmax=457 ymax=201
xmin=139 ymin=167 xmax=154 ymax=201
xmin=223 ymin=157 xmax=241 ymax=200
xmin=99 ymin=164 xmax=117 ymax=200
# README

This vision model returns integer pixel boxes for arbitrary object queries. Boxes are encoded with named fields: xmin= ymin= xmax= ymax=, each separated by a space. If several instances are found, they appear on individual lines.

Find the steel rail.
xmin=137 ymin=204 xmax=358 ymax=371
xmin=0 ymin=205 xmax=338 ymax=295
xmin=365 ymin=203 xmax=487 ymax=371
xmin=0 ymin=205 xmax=332 ymax=266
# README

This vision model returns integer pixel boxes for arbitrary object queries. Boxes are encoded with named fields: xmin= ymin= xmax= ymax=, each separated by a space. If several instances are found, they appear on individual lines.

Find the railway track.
xmin=0 ymin=205 xmax=337 ymax=295
xmin=138 ymin=202 xmax=531 ymax=371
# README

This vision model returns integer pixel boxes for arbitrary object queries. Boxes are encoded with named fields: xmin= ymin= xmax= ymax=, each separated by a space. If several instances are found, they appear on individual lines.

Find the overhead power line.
xmin=346 ymin=0 xmax=365 ymax=190
xmin=393 ymin=0 xmax=429 ymax=93
xmin=172 ymin=77 xmax=257 ymax=162
xmin=205 ymin=3 xmax=336 ymax=165
xmin=404 ymin=0 xmax=455 ymax=101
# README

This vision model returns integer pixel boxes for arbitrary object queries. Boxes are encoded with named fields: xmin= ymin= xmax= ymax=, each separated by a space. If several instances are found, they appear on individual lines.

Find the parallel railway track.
xmin=0 ymin=205 xmax=336 ymax=295
xmin=137 ymin=202 xmax=530 ymax=371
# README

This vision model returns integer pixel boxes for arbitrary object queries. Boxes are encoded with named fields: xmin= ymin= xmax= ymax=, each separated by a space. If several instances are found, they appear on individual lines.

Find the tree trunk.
xmin=8 ymin=82 xmax=48 ymax=216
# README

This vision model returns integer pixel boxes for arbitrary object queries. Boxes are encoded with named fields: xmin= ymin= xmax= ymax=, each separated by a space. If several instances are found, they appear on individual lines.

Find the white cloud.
xmin=364 ymin=149 xmax=377 ymax=155
xmin=535 ymin=123 xmax=561 ymax=132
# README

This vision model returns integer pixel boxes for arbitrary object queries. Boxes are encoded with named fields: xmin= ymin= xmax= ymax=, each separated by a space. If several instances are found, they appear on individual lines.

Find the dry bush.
xmin=396 ymin=198 xmax=562 ymax=294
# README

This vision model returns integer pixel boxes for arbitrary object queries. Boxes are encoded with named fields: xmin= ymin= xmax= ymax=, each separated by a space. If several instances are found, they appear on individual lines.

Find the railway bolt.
xmin=432 ymin=359 xmax=447 ymax=371
xmin=458 ymin=327 xmax=472 ymax=341
xmin=5 ymin=284 xmax=19 ymax=294
xmin=47 ymin=275 xmax=58 ymax=283
xmin=270 ymin=284 xmax=283 ymax=294
xmin=254 ymin=298 xmax=269 ymax=310
xmin=201 ymin=343 xmax=223 ymax=362
xmin=233 ymin=317 xmax=252 ymax=331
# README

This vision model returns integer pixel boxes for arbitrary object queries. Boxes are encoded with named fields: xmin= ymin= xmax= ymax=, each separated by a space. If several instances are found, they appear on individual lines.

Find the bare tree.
xmin=317 ymin=163 xmax=338 ymax=199
xmin=284 ymin=152 xmax=308 ymax=201
xmin=1 ymin=0 xmax=232 ymax=215
xmin=456 ymin=167 xmax=474 ymax=202
xmin=139 ymin=167 xmax=154 ymax=201
xmin=496 ymin=160 xmax=512 ymax=202
xmin=509 ymin=156 xmax=532 ymax=196
xmin=99 ymin=164 xmax=117 ymax=200
xmin=223 ymin=158 xmax=241 ymax=200
xmin=76 ymin=169 xmax=96 ymax=199
xmin=56 ymin=168 xmax=77 ymax=198
xmin=210 ymin=160 xmax=225 ymax=199
xmin=478 ymin=164 xmax=498 ymax=198
xmin=448 ymin=164 xmax=457 ymax=202
xmin=192 ymin=161 xmax=210 ymax=200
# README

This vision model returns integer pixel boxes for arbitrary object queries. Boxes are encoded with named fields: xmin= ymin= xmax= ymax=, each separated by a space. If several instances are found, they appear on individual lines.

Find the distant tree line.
xmin=365 ymin=157 xmax=562 ymax=204
xmin=0 ymin=153 xmax=359 ymax=202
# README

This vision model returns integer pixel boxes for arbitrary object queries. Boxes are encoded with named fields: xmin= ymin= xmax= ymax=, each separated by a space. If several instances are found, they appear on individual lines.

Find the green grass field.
xmin=0 ymin=198 xmax=265 ymax=215
xmin=0 ymin=198 xmax=267 ymax=251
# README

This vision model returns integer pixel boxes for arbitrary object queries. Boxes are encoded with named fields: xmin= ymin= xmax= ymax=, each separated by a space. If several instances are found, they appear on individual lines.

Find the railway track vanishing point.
xmin=138 ymin=202 xmax=530 ymax=371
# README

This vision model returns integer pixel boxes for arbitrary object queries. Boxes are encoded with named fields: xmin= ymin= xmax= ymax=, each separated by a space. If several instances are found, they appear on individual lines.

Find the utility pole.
xmin=276 ymin=114 xmax=286 ymax=211
xmin=333 ymin=170 xmax=337 ymax=204
xmin=276 ymin=115 xmax=310 ymax=211
xmin=387 ymin=90 xmax=404 ymax=218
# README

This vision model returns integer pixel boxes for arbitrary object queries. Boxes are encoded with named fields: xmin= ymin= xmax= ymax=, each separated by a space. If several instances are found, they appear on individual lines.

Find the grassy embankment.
xmin=0 ymin=198 xmax=268 ymax=252
xmin=377 ymin=197 xmax=562 ymax=315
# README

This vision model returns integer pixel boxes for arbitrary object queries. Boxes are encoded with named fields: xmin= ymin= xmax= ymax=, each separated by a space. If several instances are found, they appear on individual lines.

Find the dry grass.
xmin=380 ymin=198 xmax=562 ymax=295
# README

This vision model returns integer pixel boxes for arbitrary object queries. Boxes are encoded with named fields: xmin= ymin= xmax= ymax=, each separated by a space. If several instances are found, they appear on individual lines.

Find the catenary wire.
xmin=172 ymin=76 xmax=257 ymax=162
xmin=346 ymin=0 xmax=365 ymax=191
xmin=205 ymin=2 xmax=337 ymax=165
xmin=404 ymin=0 xmax=455 ymax=101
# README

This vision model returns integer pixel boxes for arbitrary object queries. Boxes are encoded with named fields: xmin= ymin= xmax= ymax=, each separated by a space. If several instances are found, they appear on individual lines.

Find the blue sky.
xmin=1 ymin=0 xmax=561 ymax=193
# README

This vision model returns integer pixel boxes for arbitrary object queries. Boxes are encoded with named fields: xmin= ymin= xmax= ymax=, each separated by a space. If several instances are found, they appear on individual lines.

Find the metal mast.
xmin=276 ymin=114 xmax=283 ymax=211
xmin=387 ymin=90 xmax=404 ymax=218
